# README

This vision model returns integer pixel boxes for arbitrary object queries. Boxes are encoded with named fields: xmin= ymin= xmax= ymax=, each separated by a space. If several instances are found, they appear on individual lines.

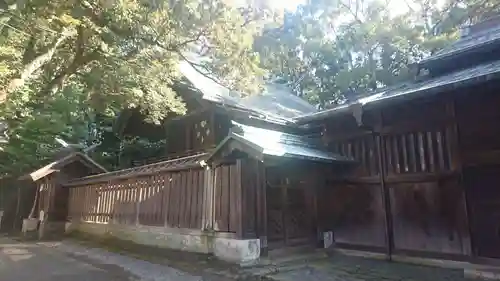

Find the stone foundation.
xmin=68 ymin=221 xmax=261 ymax=264
xmin=213 ymin=237 xmax=260 ymax=265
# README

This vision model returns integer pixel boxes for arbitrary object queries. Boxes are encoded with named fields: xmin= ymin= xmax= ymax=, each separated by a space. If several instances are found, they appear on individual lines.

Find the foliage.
xmin=0 ymin=0 xmax=273 ymax=176
xmin=255 ymin=0 xmax=500 ymax=108
xmin=1 ymin=0 xmax=499 ymax=177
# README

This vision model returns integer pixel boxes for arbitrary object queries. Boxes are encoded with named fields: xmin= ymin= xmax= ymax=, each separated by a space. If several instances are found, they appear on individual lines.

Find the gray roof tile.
xmin=211 ymin=121 xmax=353 ymax=163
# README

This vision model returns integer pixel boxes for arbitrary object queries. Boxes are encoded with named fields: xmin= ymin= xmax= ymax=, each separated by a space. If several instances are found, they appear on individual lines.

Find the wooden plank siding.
xmin=68 ymin=167 xmax=208 ymax=230
xmin=319 ymin=95 xmax=473 ymax=258
xmin=67 ymin=161 xmax=247 ymax=236
xmin=212 ymin=162 xmax=244 ymax=234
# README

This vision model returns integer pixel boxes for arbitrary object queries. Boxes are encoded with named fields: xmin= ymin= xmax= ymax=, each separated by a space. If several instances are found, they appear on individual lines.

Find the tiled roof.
xmin=209 ymin=121 xmax=353 ymax=163
xmin=64 ymin=153 xmax=208 ymax=186
xmin=295 ymin=59 xmax=500 ymax=123
xmin=19 ymin=152 xmax=107 ymax=182
xmin=179 ymin=54 xmax=317 ymax=120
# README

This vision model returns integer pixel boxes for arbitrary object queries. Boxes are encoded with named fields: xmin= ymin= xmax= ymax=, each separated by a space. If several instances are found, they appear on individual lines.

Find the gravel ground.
xmin=46 ymin=241 xmax=205 ymax=281
xmin=0 ymin=237 xmax=228 ymax=281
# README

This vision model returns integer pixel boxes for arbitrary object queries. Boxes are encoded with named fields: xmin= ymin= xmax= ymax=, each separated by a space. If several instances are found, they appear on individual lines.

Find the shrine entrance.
xmin=265 ymin=166 xmax=317 ymax=249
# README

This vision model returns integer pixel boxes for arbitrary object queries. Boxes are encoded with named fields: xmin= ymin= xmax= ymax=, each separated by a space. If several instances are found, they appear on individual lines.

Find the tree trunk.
xmin=28 ymin=185 xmax=39 ymax=219
xmin=1 ymin=27 xmax=76 ymax=102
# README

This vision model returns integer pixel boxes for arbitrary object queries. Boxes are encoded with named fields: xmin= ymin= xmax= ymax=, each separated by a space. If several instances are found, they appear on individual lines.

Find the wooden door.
xmin=266 ymin=171 xmax=314 ymax=249
xmin=464 ymin=165 xmax=500 ymax=258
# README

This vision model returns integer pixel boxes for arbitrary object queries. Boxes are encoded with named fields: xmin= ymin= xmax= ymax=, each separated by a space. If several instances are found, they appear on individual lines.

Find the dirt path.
xmin=0 ymin=237 xmax=208 ymax=281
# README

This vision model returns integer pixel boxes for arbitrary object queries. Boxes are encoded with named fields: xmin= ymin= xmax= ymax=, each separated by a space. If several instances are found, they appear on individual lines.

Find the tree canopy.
xmin=1 ymin=0 xmax=499 ymax=177
xmin=0 ymin=0 xmax=274 ymax=176
xmin=255 ymin=0 xmax=500 ymax=108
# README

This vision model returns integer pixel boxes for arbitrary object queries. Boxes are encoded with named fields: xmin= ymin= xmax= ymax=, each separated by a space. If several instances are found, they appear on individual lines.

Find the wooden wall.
xmin=240 ymin=158 xmax=266 ymax=240
xmin=319 ymin=94 xmax=472 ymax=257
xmin=212 ymin=162 xmax=242 ymax=234
xmin=68 ymin=168 xmax=206 ymax=230
xmin=165 ymin=110 xmax=229 ymax=158
xmin=67 ymin=159 xmax=253 ymax=237
xmin=455 ymin=86 xmax=500 ymax=258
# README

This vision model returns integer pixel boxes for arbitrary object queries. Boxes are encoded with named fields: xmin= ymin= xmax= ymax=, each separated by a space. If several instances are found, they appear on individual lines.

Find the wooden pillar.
xmin=375 ymin=110 xmax=394 ymax=260
xmin=134 ymin=179 xmax=141 ymax=226
xmin=255 ymin=161 xmax=268 ymax=254
xmin=202 ymin=166 xmax=215 ymax=230
xmin=234 ymin=160 xmax=243 ymax=237
xmin=446 ymin=98 xmax=474 ymax=256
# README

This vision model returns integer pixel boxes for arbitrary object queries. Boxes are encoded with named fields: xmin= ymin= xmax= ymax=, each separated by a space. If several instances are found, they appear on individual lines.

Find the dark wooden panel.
xmin=196 ymin=170 xmax=205 ymax=228
xmin=229 ymin=162 xmax=242 ymax=235
xmin=189 ymin=170 xmax=198 ymax=229
xmin=170 ymin=173 xmax=180 ymax=227
xmin=464 ymin=165 xmax=500 ymax=258
xmin=214 ymin=167 xmax=222 ymax=231
xmin=219 ymin=165 xmax=230 ymax=232
xmin=242 ymin=159 xmax=258 ymax=238
xmin=183 ymin=171 xmax=193 ymax=228
xmin=390 ymin=179 xmax=470 ymax=255
xmin=320 ymin=183 xmax=386 ymax=248
xmin=163 ymin=174 xmax=171 ymax=226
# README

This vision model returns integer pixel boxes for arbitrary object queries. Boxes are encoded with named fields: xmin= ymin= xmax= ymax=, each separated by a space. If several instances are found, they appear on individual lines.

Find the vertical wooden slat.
xmin=189 ymin=170 xmax=199 ymax=229
xmin=393 ymin=136 xmax=400 ymax=174
xmin=202 ymin=167 xmax=214 ymax=230
xmin=214 ymin=167 xmax=222 ymax=231
xmin=385 ymin=136 xmax=393 ymax=174
xmin=436 ymin=130 xmax=445 ymax=170
xmin=101 ymin=187 xmax=107 ymax=223
xmin=401 ymin=134 xmax=409 ymax=172
xmin=229 ymin=161 xmax=243 ymax=236
xmin=197 ymin=169 xmax=205 ymax=229
xmin=96 ymin=185 xmax=101 ymax=222
xmin=153 ymin=175 xmax=160 ymax=225
xmin=145 ymin=177 xmax=151 ymax=225
xmin=157 ymin=175 xmax=164 ymax=224
xmin=427 ymin=131 xmax=436 ymax=172
xmin=221 ymin=165 xmax=230 ymax=232
xmin=117 ymin=184 xmax=123 ymax=223
xmin=111 ymin=183 xmax=117 ymax=223
xmin=162 ymin=173 xmax=170 ymax=226
xmin=418 ymin=132 xmax=426 ymax=172
xmin=445 ymin=100 xmax=461 ymax=171
xmin=178 ymin=171 xmax=187 ymax=228
xmin=184 ymin=171 xmax=193 ymax=228
xmin=167 ymin=174 xmax=175 ymax=227
xmin=135 ymin=180 xmax=141 ymax=225
xmin=172 ymin=173 xmax=181 ymax=227
xmin=84 ymin=186 xmax=89 ymax=221
xmin=361 ymin=139 xmax=367 ymax=173
xmin=149 ymin=175 xmax=156 ymax=225
xmin=408 ymin=133 xmax=417 ymax=173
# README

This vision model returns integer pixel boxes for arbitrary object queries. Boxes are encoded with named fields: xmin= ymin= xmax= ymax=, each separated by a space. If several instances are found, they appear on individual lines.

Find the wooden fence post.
xmin=202 ymin=167 xmax=214 ymax=230
xmin=135 ymin=179 xmax=141 ymax=226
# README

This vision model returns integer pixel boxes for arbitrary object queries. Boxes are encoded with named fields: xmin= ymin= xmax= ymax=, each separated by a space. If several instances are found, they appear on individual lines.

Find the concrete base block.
xmin=214 ymin=237 xmax=260 ymax=265
xmin=75 ymin=222 xmax=213 ymax=254
xmin=22 ymin=218 xmax=38 ymax=233
xmin=73 ymin=221 xmax=262 ymax=263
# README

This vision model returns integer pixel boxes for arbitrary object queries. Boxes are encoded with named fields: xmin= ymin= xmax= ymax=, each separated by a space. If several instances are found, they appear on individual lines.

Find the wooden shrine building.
xmin=18 ymin=15 xmax=500 ymax=265
xmin=293 ymin=15 xmax=500 ymax=262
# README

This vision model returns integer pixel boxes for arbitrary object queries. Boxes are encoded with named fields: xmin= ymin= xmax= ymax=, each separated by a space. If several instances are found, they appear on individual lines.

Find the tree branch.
xmin=39 ymin=26 xmax=99 ymax=97
xmin=1 ymin=27 xmax=76 ymax=102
